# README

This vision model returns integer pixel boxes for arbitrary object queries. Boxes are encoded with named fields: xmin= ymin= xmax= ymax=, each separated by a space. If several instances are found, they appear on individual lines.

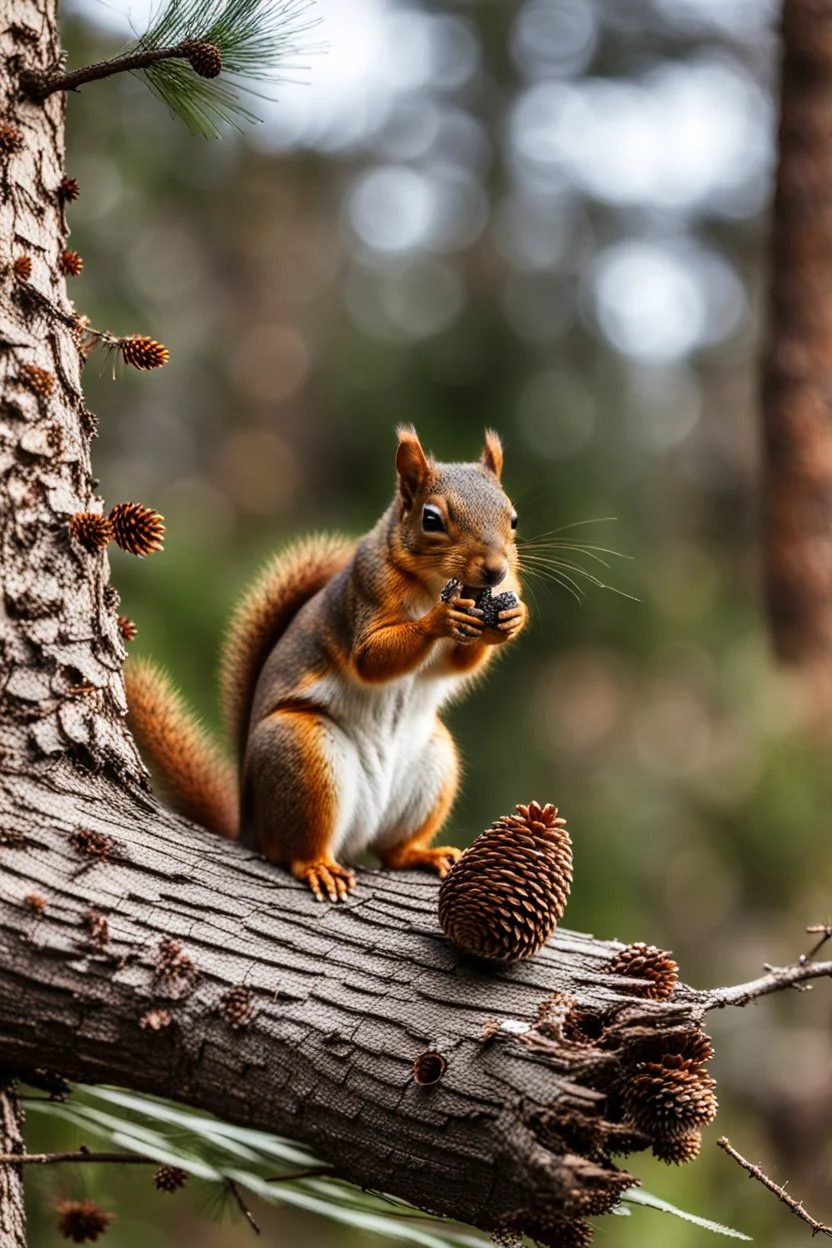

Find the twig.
xmin=21 ymin=45 xmax=194 ymax=100
xmin=802 ymin=925 xmax=832 ymax=964
xmin=0 ymin=1150 xmax=153 ymax=1165
xmin=705 ymin=959 xmax=832 ymax=1010
xmin=717 ymin=1137 xmax=832 ymax=1238
xmin=226 ymin=1178 xmax=260 ymax=1237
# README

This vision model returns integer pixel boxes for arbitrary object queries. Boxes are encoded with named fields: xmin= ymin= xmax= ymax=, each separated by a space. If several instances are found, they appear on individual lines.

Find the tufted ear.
xmin=396 ymin=425 xmax=430 ymax=511
xmin=481 ymin=429 xmax=503 ymax=480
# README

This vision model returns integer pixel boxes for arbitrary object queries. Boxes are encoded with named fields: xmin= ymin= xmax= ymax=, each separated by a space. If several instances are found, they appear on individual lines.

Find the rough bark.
xmin=763 ymin=0 xmax=832 ymax=677
xmin=0 ymin=1088 xmax=25 ymax=1248
xmin=0 ymin=766 xmax=717 ymax=1241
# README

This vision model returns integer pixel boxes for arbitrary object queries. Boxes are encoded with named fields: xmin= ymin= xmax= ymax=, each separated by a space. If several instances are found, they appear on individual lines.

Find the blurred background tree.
xmin=24 ymin=0 xmax=832 ymax=1244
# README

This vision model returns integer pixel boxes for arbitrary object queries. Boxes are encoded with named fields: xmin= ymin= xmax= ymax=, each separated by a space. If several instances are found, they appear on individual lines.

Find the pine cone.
xmin=60 ymin=249 xmax=83 ymax=276
xmin=119 ymin=335 xmax=170 ymax=371
xmin=13 ymin=254 xmax=32 ymax=282
xmin=182 ymin=39 xmax=222 ymax=78
xmin=60 ymin=175 xmax=80 ymax=201
xmin=117 ymin=615 xmax=137 ymax=641
xmin=19 ymin=363 xmax=55 ymax=396
xmin=154 ymin=1164 xmax=188 ymax=1192
xmin=652 ymin=1132 xmax=702 ymax=1165
xmin=56 ymin=1199 xmax=114 ymax=1242
xmin=475 ymin=587 xmax=519 ymax=628
xmin=109 ymin=502 xmax=165 ymax=556
xmin=606 ymin=943 xmax=678 ymax=1001
xmin=69 ymin=512 xmax=113 ymax=553
xmin=625 ymin=1054 xmax=718 ymax=1137
xmin=438 ymin=802 xmax=571 ymax=962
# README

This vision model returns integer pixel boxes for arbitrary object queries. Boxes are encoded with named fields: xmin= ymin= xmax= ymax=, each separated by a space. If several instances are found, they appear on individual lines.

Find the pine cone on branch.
xmin=438 ymin=801 xmax=572 ymax=961
xmin=60 ymin=249 xmax=83 ymax=276
xmin=109 ymin=502 xmax=165 ymax=556
xmin=606 ymin=943 xmax=678 ymax=1001
xmin=68 ymin=512 xmax=113 ymax=553
xmin=182 ymin=39 xmax=222 ymax=78
xmin=119 ymin=335 xmax=169 ymax=371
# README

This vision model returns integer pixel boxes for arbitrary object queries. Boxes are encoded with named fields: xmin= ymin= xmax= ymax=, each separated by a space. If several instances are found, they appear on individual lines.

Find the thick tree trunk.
xmin=763 ymin=0 xmax=832 ymax=679
xmin=0 ymin=1088 xmax=25 ymax=1248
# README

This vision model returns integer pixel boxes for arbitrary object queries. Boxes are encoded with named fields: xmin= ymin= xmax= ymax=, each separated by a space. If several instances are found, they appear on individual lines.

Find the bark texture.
xmin=0 ymin=1088 xmax=25 ymax=1248
xmin=1 ymin=0 xmax=141 ymax=783
xmin=0 ymin=767 xmax=719 ymax=1242
xmin=763 ymin=0 xmax=832 ymax=673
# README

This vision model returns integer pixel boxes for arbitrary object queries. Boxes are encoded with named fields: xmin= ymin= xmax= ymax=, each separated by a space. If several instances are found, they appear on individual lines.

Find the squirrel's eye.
xmin=422 ymin=505 xmax=446 ymax=533
xmin=510 ymin=512 xmax=518 ymax=531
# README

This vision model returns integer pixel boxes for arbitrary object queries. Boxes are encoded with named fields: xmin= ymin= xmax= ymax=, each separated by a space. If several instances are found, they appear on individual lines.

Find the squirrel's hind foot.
xmin=380 ymin=844 xmax=461 ymax=879
xmin=292 ymin=856 xmax=356 ymax=903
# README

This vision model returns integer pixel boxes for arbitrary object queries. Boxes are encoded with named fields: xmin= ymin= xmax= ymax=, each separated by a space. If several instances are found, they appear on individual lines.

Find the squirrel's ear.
xmin=481 ymin=429 xmax=504 ymax=480
xmin=396 ymin=425 xmax=429 ymax=511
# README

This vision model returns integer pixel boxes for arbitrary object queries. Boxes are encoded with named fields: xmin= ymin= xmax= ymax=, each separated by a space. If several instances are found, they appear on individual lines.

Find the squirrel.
xmin=125 ymin=426 xmax=527 ymax=902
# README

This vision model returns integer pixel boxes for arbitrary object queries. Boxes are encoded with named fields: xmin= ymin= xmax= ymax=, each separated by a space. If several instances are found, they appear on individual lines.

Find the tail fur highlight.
xmin=219 ymin=533 xmax=356 ymax=762
xmin=125 ymin=658 xmax=238 ymax=839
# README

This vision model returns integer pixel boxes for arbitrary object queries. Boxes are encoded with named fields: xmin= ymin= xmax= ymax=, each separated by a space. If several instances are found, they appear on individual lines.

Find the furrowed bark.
xmin=0 ymin=1087 xmax=25 ymax=1248
xmin=0 ymin=769 xmax=719 ymax=1241
xmin=763 ymin=0 xmax=832 ymax=676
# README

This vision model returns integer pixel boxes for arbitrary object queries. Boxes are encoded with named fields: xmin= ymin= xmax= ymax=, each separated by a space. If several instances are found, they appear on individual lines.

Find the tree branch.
xmin=0 ymin=1151 xmax=154 ymax=1166
xmin=20 ymin=45 xmax=196 ymax=101
xmin=704 ymin=960 xmax=832 ymax=1010
xmin=717 ymin=1136 xmax=832 ymax=1238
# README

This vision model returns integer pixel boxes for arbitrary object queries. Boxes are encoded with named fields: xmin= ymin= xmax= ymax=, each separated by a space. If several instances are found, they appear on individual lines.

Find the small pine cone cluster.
xmin=139 ymin=1007 xmax=172 ymax=1031
xmin=60 ymin=175 xmax=80 ymax=201
xmin=438 ymin=802 xmax=571 ymax=962
xmin=12 ymin=254 xmax=32 ymax=282
xmin=69 ymin=512 xmax=113 ymax=553
xmin=0 ymin=121 xmax=23 ymax=155
xmin=156 ymin=936 xmax=198 ymax=988
xmin=219 ymin=984 xmax=255 ymax=1029
xmin=154 ymin=1164 xmax=188 ymax=1192
xmin=24 ymin=892 xmax=46 ymax=913
xmin=652 ymin=1132 xmax=702 ymax=1165
xmin=118 ymin=615 xmax=137 ymax=641
xmin=120 ymin=335 xmax=169 ymax=371
xmin=81 ymin=908 xmax=110 ymax=949
xmin=606 ymin=942 xmax=678 ymax=1001
xmin=109 ymin=502 xmax=165 ymax=556
xmin=182 ymin=38 xmax=222 ymax=78
xmin=60 ymin=249 xmax=83 ymax=276
xmin=624 ymin=1053 xmax=717 ymax=1138
xmin=19 ymin=363 xmax=55 ymax=396
xmin=56 ymin=1199 xmax=114 ymax=1242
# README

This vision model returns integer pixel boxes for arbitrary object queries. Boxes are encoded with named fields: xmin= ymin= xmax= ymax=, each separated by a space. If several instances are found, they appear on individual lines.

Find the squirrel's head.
xmin=393 ymin=426 xmax=518 ymax=594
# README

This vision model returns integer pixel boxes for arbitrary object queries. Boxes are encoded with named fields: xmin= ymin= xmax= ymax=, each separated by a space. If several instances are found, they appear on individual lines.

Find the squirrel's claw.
xmin=293 ymin=858 xmax=356 ymax=903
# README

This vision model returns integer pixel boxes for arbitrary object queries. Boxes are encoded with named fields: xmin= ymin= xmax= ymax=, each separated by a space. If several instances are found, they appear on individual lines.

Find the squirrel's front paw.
xmin=292 ymin=856 xmax=356 ymax=903
xmin=432 ymin=584 xmax=485 ymax=645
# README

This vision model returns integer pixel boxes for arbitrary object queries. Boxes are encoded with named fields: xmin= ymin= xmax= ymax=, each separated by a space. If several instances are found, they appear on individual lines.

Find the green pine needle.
xmin=138 ymin=0 xmax=320 ymax=137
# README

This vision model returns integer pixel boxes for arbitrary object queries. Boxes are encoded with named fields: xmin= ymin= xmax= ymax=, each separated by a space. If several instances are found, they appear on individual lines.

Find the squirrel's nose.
xmin=481 ymin=559 xmax=508 ymax=588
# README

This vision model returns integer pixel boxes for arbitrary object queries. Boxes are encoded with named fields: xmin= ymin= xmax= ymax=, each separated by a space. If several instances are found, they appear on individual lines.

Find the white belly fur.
xmin=304 ymin=647 xmax=462 ymax=859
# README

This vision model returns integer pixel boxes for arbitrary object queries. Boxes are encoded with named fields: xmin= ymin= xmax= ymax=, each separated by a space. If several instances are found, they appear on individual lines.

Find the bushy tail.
xmin=219 ymin=533 xmax=356 ymax=762
xmin=125 ymin=658 xmax=238 ymax=839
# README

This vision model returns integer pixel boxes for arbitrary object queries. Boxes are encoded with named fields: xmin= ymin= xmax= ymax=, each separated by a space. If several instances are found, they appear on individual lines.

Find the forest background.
xmin=23 ymin=0 xmax=831 ymax=1244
